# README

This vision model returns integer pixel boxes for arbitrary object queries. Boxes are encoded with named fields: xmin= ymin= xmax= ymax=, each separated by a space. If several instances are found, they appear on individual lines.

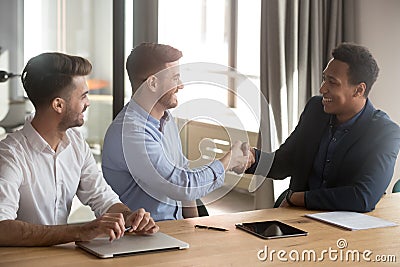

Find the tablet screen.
xmin=235 ymin=220 xmax=307 ymax=239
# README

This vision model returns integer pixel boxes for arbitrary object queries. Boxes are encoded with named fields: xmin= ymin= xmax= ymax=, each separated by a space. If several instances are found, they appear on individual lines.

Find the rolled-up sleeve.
xmin=0 ymin=147 xmax=22 ymax=221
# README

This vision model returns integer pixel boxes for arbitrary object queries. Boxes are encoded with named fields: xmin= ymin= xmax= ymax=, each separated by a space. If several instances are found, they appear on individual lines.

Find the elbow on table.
xmin=345 ymin=192 xmax=381 ymax=213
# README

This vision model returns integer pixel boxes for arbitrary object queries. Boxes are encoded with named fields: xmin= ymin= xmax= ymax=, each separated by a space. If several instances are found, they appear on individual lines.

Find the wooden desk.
xmin=1 ymin=194 xmax=399 ymax=267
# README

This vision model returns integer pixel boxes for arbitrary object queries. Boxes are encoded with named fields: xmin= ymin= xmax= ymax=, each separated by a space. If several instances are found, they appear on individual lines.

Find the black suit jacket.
xmin=247 ymin=96 xmax=400 ymax=212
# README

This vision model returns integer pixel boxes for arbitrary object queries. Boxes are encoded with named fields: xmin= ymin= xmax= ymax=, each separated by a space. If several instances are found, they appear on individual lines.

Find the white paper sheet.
xmin=305 ymin=211 xmax=398 ymax=230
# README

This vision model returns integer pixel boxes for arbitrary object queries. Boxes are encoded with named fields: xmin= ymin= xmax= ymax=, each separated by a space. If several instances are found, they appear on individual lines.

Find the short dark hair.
xmin=332 ymin=43 xmax=379 ymax=96
xmin=21 ymin=52 xmax=92 ymax=108
xmin=126 ymin=42 xmax=182 ymax=94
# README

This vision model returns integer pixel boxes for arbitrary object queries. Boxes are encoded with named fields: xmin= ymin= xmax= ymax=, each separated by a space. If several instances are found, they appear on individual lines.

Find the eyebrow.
xmin=323 ymin=72 xmax=339 ymax=81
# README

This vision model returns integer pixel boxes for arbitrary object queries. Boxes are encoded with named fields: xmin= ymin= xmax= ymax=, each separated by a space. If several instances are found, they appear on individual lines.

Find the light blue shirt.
xmin=102 ymin=100 xmax=225 ymax=221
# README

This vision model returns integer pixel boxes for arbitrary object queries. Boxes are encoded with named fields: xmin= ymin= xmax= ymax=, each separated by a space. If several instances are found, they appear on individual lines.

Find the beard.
xmin=59 ymin=105 xmax=86 ymax=131
xmin=158 ymin=90 xmax=178 ymax=110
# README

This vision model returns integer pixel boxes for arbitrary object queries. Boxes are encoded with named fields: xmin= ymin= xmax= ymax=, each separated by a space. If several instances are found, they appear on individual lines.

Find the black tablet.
xmin=235 ymin=220 xmax=307 ymax=239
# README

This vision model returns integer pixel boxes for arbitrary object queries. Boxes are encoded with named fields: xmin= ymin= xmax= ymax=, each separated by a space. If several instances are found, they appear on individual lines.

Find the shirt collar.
xmin=22 ymin=115 xmax=70 ymax=154
xmin=330 ymin=102 xmax=366 ymax=131
xmin=22 ymin=116 xmax=49 ymax=152
xmin=130 ymin=100 xmax=171 ymax=132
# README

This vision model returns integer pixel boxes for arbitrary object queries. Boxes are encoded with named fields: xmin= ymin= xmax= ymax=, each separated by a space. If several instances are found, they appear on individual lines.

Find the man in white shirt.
xmin=0 ymin=52 xmax=158 ymax=246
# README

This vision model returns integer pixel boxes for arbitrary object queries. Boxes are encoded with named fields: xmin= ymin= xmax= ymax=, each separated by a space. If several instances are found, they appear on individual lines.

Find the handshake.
xmin=220 ymin=141 xmax=255 ymax=174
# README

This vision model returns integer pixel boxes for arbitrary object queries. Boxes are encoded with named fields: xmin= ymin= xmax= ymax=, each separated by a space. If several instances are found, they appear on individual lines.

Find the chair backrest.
xmin=392 ymin=179 xmax=400 ymax=193
xmin=196 ymin=199 xmax=209 ymax=217
xmin=273 ymin=189 xmax=289 ymax=208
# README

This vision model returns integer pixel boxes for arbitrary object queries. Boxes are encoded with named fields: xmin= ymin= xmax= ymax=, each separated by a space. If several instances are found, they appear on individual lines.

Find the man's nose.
xmin=178 ymin=79 xmax=184 ymax=89
xmin=319 ymin=82 xmax=327 ymax=94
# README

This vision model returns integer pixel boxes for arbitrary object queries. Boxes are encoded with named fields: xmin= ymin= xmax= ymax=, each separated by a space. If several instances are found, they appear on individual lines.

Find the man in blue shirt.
xmin=102 ymin=43 xmax=248 ymax=221
xmin=246 ymin=43 xmax=400 ymax=212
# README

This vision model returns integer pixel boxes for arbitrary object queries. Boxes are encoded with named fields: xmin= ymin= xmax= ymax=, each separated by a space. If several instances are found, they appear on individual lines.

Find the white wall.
xmin=0 ymin=0 xmax=24 ymax=99
xmin=354 ymin=0 xmax=400 ymax=192
xmin=23 ymin=0 xmax=112 ymax=85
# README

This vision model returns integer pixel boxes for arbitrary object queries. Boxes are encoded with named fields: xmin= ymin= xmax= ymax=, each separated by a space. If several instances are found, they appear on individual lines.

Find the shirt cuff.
xmin=210 ymin=160 xmax=225 ymax=180
xmin=253 ymin=149 xmax=275 ymax=176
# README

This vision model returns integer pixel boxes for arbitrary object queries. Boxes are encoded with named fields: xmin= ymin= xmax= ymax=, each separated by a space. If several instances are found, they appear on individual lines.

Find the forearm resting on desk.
xmin=290 ymin=192 xmax=305 ymax=206
xmin=0 ymin=203 xmax=158 ymax=246
xmin=281 ymin=192 xmax=305 ymax=207
xmin=0 ymin=219 xmax=83 ymax=246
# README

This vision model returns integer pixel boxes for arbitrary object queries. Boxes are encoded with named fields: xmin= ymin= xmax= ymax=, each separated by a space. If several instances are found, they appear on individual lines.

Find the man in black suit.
xmin=246 ymin=43 xmax=400 ymax=212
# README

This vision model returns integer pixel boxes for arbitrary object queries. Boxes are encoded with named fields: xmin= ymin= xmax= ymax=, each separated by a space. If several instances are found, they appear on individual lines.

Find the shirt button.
xmin=326 ymin=159 xmax=331 ymax=163
xmin=332 ymin=137 xmax=337 ymax=142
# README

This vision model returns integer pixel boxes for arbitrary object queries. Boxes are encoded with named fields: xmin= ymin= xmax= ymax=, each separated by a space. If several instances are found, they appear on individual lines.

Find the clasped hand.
xmin=228 ymin=141 xmax=255 ymax=174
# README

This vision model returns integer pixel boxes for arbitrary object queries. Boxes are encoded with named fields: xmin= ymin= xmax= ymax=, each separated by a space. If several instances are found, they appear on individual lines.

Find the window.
xmin=158 ymin=0 xmax=261 ymax=133
xmin=24 ymin=0 xmax=113 ymax=158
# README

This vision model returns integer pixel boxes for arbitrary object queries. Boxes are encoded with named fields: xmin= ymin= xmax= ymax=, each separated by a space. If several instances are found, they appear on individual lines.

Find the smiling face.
xmin=319 ymin=59 xmax=366 ymax=124
xmin=156 ymin=60 xmax=184 ymax=110
xmin=59 ymin=76 xmax=90 ymax=130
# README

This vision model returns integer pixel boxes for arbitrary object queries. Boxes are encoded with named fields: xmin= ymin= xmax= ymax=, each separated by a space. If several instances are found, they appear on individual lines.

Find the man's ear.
xmin=52 ymin=97 xmax=65 ymax=114
xmin=354 ymin=82 xmax=366 ymax=97
xmin=146 ymin=75 xmax=158 ymax=93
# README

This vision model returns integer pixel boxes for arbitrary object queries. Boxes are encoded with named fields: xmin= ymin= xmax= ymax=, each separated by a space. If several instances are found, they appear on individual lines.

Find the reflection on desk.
xmin=0 ymin=194 xmax=399 ymax=267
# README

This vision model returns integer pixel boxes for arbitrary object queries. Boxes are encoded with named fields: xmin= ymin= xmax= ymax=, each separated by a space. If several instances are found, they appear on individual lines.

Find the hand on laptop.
xmin=79 ymin=212 xmax=127 ymax=242
xmin=78 ymin=209 xmax=159 ymax=242
xmin=125 ymin=208 xmax=159 ymax=235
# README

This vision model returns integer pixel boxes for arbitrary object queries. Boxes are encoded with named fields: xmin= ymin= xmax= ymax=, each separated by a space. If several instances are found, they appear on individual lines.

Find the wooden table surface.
xmin=1 ymin=194 xmax=399 ymax=267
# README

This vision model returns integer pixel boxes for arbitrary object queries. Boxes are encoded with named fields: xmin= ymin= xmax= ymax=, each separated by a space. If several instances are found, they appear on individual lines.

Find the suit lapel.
xmin=294 ymin=99 xmax=330 ymax=190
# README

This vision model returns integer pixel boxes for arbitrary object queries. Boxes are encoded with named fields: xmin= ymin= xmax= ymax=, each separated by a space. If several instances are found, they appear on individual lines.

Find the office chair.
xmin=196 ymin=199 xmax=209 ymax=216
xmin=392 ymin=179 xmax=400 ymax=193
xmin=273 ymin=189 xmax=289 ymax=208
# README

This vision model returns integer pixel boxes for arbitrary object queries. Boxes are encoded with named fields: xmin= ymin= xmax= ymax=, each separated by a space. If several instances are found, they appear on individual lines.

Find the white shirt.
xmin=0 ymin=117 xmax=120 ymax=225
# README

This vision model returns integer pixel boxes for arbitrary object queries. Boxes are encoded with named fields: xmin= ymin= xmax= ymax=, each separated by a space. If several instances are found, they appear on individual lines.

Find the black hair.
xmin=21 ymin=52 xmax=92 ymax=108
xmin=332 ymin=43 xmax=379 ymax=96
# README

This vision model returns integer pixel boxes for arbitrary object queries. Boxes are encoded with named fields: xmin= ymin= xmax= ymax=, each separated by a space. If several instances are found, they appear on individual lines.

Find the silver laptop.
xmin=76 ymin=232 xmax=189 ymax=258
